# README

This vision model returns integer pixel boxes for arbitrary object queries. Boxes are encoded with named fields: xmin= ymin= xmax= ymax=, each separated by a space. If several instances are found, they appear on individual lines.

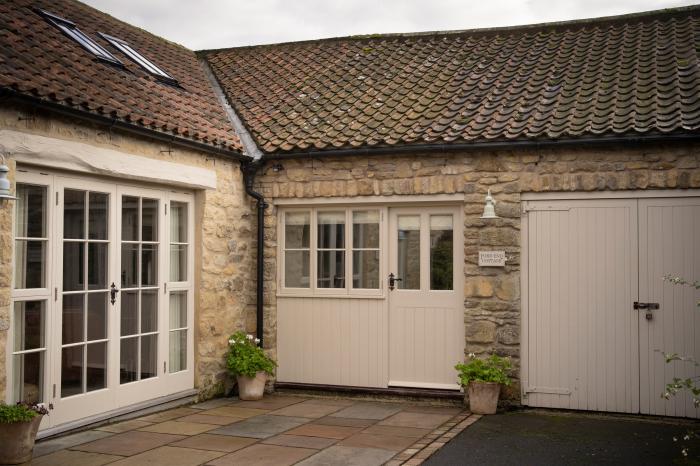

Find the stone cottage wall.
xmin=0 ymin=103 xmax=256 ymax=401
xmin=256 ymin=143 xmax=700 ymax=398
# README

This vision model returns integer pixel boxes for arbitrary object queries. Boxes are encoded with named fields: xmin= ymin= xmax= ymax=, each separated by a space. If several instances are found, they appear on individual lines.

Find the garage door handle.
xmin=633 ymin=302 xmax=659 ymax=310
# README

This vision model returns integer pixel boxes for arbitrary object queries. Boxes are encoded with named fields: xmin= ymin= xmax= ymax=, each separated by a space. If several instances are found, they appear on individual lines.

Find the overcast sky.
xmin=82 ymin=0 xmax=696 ymax=50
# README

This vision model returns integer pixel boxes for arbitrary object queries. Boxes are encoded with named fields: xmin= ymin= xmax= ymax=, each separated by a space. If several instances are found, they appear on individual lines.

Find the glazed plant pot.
xmin=236 ymin=371 xmax=267 ymax=401
xmin=0 ymin=414 xmax=43 ymax=464
xmin=467 ymin=382 xmax=501 ymax=414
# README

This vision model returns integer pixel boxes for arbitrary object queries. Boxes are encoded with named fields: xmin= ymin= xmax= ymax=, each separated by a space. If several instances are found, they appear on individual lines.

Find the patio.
xmin=29 ymin=394 xmax=475 ymax=466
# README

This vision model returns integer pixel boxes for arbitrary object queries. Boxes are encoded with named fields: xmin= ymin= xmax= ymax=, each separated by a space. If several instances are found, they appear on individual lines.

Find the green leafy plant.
xmin=0 ymin=402 xmax=48 ymax=424
xmin=226 ymin=331 xmax=276 ymax=378
xmin=455 ymin=353 xmax=512 ymax=387
xmin=661 ymin=275 xmax=699 ymax=459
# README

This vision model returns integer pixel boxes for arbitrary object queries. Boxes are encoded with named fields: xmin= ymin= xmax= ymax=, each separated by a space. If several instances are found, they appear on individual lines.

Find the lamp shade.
xmin=480 ymin=189 xmax=499 ymax=219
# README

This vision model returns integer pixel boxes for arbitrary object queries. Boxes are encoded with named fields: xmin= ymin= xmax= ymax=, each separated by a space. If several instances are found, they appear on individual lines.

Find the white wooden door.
xmin=639 ymin=198 xmax=700 ymax=418
xmin=388 ymin=207 xmax=464 ymax=389
xmin=522 ymin=199 xmax=640 ymax=412
xmin=50 ymin=177 xmax=118 ymax=425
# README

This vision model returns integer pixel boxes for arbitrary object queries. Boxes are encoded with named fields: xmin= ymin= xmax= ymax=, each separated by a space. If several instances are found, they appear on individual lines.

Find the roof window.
xmin=100 ymin=33 xmax=178 ymax=84
xmin=37 ymin=9 xmax=123 ymax=65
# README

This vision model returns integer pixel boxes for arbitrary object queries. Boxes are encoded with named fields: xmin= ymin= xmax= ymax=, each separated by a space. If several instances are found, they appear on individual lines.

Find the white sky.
xmin=82 ymin=0 xmax=697 ymax=50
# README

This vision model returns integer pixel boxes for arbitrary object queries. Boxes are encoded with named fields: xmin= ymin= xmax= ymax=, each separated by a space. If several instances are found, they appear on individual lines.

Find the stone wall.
xmin=256 ymin=143 xmax=700 ymax=398
xmin=0 ymin=103 xmax=255 ymax=401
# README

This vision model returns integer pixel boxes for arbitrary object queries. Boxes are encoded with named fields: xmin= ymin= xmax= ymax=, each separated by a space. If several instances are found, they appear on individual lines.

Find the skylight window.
xmin=37 ymin=9 xmax=122 ymax=65
xmin=100 ymin=33 xmax=178 ymax=85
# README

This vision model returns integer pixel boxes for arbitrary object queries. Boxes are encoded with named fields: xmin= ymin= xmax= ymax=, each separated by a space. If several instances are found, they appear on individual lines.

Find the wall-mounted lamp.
xmin=480 ymin=189 xmax=498 ymax=219
xmin=0 ymin=155 xmax=17 ymax=201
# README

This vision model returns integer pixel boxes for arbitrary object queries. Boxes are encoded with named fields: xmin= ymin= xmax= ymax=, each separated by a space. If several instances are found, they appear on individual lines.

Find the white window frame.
xmin=7 ymin=167 xmax=195 ymax=424
xmin=277 ymin=206 xmax=386 ymax=298
xmin=8 ymin=170 xmax=54 ymax=405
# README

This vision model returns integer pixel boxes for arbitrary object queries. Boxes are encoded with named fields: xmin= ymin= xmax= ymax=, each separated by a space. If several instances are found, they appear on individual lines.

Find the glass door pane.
xmin=60 ymin=188 xmax=110 ymax=397
xmin=397 ymin=215 xmax=420 ymax=289
xmin=119 ymin=195 xmax=160 ymax=385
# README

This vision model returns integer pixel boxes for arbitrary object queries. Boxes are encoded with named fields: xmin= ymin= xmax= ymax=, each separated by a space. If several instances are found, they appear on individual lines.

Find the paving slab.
xmin=286 ymin=423 xmax=364 ymax=439
xmin=312 ymin=416 xmax=377 ymax=428
xmin=341 ymin=432 xmax=418 ymax=451
xmin=401 ymin=405 xmax=463 ymax=415
xmin=108 ymin=445 xmax=224 ymax=466
xmin=34 ymin=430 xmax=115 ymax=457
xmin=190 ymin=398 xmax=236 ymax=410
xmin=206 ymin=443 xmax=317 ymax=466
xmin=262 ymin=433 xmax=338 ymax=449
xmin=379 ymin=412 xmax=453 ymax=429
xmin=72 ymin=431 xmax=186 ymax=456
xmin=96 ymin=419 xmax=155 ymax=433
xmin=209 ymin=414 xmax=310 ymax=439
xmin=363 ymin=424 xmax=432 ymax=438
xmin=270 ymin=400 xmax=345 ymax=419
xmin=138 ymin=420 xmax=220 ymax=435
xmin=176 ymin=413 xmax=242 ymax=426
xmin=330 ymin=402 xmax=402 ymax=420
xmin=170 ymin=433 xmax=257 ymax=452
xmin=202 ymin=406 xmax=269 ymax=418
xmin=424 ymin=411 xmax=700 ymax=465
xmin=296 ymin=445 xmax=396 ymax=466
xmin=138 ymin=407 xmax=201 ymax=423
xmin=29 ymin=449 xmax=123 ymax=466
xmin=232 ymin=396 xmax=307 ymax=410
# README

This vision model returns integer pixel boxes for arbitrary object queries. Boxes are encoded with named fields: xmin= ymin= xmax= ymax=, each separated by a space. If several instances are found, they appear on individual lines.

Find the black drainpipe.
xmin=241 ymin=160 xmax=268 ymax=347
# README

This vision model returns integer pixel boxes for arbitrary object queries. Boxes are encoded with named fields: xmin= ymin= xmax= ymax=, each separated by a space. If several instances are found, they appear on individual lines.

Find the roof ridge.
xmin=197 ymin=4 xmax=700 ymax=53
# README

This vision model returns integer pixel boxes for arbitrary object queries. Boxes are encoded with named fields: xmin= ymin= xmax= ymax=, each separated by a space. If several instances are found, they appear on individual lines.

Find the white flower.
xmin=673 ymin=437 xmax=678 ymax=442
xmin=228 ymin=339 xmax=236 ymax=345
xmin=246 ymin=334 xmax=254 ymax=341
xmin=684 ymin=435 xmax=690 ymax=441
xmin=255 ymin=338 xmax=261 ymax=344
xmin=468 ymin=353 xmax=476 ymax=359
xmin=682 ymin=448 xmax=688 ymax=457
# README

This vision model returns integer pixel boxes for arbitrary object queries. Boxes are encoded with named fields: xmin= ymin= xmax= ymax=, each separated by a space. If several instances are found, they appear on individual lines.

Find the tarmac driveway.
xmin=424 ymin=410 xmax=700 ymax=465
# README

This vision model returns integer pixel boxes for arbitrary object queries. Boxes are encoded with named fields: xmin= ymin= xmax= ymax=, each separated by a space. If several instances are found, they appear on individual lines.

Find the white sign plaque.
xmin=478 ymin=251 xmax=507 ymax=267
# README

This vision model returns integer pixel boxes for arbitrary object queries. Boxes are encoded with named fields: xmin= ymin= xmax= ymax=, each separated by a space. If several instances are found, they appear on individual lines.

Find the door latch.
xmin=634 ymin=302 xmax=659 ymax=321
xmin=110 ymin=282 xmax=120 ymax=305
xmin=633 ymin=302 xmax=659 ymax=310
xmin=388 ymin=273 xmax=402 ymax=291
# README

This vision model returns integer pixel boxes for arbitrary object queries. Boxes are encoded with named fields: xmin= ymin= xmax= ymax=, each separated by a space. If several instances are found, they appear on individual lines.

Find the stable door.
xmin=388 ymin=207 xmax=464 ymax=389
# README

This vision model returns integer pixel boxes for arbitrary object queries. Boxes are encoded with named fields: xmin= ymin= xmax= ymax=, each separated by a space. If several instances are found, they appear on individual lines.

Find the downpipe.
xmin=241 ymin=161 xmax=268 ymax=347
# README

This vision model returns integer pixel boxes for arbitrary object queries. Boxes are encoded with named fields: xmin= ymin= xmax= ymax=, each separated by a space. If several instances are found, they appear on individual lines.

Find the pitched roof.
xmin=0 ymin=0 xmax=243 ymax=153
xmin=203 ymin=7 xmax=700 ymax=155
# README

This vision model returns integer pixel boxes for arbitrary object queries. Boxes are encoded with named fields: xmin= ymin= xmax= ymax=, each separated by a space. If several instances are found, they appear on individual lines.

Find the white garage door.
xmin=522 ymin=194 xmax=700 ymax=418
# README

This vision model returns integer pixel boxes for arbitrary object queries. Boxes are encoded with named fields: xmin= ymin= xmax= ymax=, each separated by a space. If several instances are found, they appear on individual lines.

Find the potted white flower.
xmin=226 ymin=331 xmax=277 ymax=400
xmin=0 ymin=402 xmax=48 ymax=464
xmin=455 ymin=353 xmax=512 ymax=414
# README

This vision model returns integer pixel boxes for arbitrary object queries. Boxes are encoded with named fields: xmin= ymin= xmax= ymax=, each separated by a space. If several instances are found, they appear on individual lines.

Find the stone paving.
xmin=29 ymin=395 xmax=473 ymax=466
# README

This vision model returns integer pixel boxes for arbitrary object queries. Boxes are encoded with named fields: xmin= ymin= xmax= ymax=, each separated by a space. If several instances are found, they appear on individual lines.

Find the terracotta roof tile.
xmin=204 ymin=6 xmax=700 ymax=154
xmin=1 ymin=0 xmax=242 ymax=153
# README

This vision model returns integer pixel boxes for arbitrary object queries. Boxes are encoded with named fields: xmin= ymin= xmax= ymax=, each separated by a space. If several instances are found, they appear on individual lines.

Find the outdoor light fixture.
xmin=0 ymin=154 xmax=17 ymax=201
xmin=480 ymin=189 xmax=499 ymax=219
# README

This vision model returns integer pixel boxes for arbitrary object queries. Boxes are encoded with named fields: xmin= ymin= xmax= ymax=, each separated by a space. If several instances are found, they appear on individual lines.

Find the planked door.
xmin=522 ymin=199 xmax=640 ymax=412
xmin=388 ymin=206 xmax=464 ymax=390
xmin=639 ymin=198 xmax=700 ymax=418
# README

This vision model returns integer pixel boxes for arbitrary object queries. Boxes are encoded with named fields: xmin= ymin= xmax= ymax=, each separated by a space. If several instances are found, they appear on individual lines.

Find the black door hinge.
xmin=633 ymin=302 xmax=659 ymax=310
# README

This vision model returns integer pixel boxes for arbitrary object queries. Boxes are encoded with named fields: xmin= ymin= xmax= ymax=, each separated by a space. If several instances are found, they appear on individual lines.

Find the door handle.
xmin=110 ymin=282 xmax=120 ymax=305
xmin=388 ymin=273 xmax=402 ymax=291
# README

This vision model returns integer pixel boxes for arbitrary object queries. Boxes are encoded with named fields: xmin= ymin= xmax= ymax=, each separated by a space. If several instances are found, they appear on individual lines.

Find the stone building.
xmin=1 ymin=0 xmax=699 ymax=435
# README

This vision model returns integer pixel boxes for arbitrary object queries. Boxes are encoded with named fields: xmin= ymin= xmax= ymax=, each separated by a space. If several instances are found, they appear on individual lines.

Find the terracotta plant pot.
xmin=467 ymin=382 xmax=501 ymax=414
xmin=0 ymin=414 xmax=43 ymax=464
xmin=236 ymin=371 xmax=267 ymax=400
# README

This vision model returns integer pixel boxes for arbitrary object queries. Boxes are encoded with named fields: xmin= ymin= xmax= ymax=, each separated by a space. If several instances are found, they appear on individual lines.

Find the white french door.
xmin=11 ymin=169 xmax=194 ymax=429
xmin=387 ymin=206 xmax=464 ymax=390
